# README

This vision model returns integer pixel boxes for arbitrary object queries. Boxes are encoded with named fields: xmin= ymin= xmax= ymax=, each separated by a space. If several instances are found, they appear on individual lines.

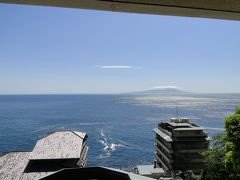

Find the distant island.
xmin=128 ymin=86 xmax=191 ymax=94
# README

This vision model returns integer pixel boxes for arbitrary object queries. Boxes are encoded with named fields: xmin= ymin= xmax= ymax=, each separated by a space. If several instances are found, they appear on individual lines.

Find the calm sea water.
xmin=0 ymin=94 xmax=240 ymax=170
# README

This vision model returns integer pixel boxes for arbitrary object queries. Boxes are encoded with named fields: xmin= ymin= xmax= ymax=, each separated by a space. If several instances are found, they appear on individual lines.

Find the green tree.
xmin=201 ymin=106 xmax=240 ymax=179
xmin=224 ymin=107 xmax=240 ymax=174
xmin=201 ymin=134 xmax=227 ymax=180
xmin=235 ymin=106 xmax=240 ymax=115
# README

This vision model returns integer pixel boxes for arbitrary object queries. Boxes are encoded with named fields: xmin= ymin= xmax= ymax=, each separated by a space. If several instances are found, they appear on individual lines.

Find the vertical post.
xmin=171 ymin=170 xmax=176 ymax=180
xmin=176 ymin=106 xmax=179 ymax=119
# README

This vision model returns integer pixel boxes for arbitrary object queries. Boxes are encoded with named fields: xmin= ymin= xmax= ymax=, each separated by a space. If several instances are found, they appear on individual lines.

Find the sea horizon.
xmin=0 ymin=93 xmax=240 ymax=169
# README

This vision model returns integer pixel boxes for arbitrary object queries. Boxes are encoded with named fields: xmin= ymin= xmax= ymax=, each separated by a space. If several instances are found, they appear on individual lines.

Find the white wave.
xmin=99 ymin=140 xmax=108 ymax=148
xmin=100 ymin=129 xmax=105 ymax=137
xmin=109 ymin=143 xmax=126 ymax=151
xmin=98 ymin=130 xmax=126 ymax=158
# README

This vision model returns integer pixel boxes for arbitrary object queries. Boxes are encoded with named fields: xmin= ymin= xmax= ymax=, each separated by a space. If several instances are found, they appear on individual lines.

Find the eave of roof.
xmin=1 ymin=0 xmax=240 ymax=20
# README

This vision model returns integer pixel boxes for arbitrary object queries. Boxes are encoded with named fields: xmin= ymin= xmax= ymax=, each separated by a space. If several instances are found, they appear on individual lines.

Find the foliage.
xmin=201 ymin=106 xmax=240 ymax=179
xmin=224 ymin=114 xmax=240 ymax=141
xmin=224 ymin=109 xmax=240 ymax=173
xmin=201 ymin=134 xmax=227 ymax=180
xmin=235 ymin=106 xmax=240 ymax=115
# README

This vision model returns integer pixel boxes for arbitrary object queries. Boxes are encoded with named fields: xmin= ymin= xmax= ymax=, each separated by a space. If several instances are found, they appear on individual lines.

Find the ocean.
xmin=0 ymin=94 xmax=240 ymax=170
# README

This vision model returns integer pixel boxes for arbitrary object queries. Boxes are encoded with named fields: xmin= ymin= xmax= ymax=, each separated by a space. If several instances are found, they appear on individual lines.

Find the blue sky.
xmin=0 ymin=4 xmax=240 ymax=94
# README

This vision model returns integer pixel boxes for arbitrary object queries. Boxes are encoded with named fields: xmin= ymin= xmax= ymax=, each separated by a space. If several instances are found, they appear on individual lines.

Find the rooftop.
xmin=41 ymin=166 xmax=156 ymax=180
xmin=29 ymin=130 xmax=87 ymax=160
xmin=137 ymin=165 xmax=164 ymax=176
xmin=0 ymin=130 xmax=88 ymax=180
xmin=0 ymin=152 xmax=54 ymax=180
xmin=158 ymin=120 xmax=205 ymax=132
xmin=1 ymin=0 xmax=240 ymax=20
xmin=168 ymin=122 xmax=192 ymax=127
xmin=155 ymin=118 xmax=208 ymax=140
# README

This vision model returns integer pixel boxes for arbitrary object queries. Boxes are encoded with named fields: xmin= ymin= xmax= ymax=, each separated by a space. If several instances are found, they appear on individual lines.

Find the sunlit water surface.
xmin=0 ymin=94 xmax=240 ymax=170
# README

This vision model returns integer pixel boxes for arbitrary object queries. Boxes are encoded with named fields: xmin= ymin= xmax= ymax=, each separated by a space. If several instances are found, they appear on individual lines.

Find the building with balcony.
xmin=153 ymin=118 xmax=209 ymax=175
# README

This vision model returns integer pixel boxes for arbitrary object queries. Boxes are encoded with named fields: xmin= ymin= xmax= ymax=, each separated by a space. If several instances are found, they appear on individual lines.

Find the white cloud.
xmin=97 ymin=65 xmax=142 ymax=69
xmin=153 ymin=85 xmax=181 ymax=89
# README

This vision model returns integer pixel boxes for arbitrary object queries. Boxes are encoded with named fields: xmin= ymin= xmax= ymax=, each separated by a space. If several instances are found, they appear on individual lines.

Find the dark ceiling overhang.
xmin=1 ymin=0 xmax=240 ymax=20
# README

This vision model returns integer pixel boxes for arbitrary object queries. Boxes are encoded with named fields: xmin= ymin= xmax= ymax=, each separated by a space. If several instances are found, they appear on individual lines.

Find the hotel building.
xmin=153 ymin=118 xmax=209 ymax=174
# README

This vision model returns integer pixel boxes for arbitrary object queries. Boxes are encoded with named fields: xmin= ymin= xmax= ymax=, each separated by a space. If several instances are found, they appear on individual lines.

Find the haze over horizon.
xmin=1 ymin=4 xmax=240 ymax=94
